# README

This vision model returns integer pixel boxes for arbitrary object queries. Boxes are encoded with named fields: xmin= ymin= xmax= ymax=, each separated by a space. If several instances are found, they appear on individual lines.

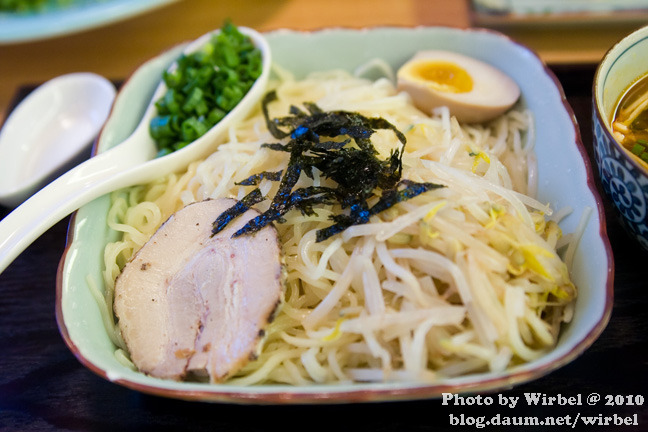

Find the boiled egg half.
xmin=397 ymin=50 xmax=521 ymax=123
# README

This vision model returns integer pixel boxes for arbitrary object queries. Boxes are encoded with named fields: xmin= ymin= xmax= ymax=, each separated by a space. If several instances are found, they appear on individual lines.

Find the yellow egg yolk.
xmin=408 ymin=60 xmax=473 ymax=94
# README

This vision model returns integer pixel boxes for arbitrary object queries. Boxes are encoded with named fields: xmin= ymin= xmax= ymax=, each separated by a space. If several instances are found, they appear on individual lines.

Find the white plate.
xmin=471 ymin=0 xmax=648 ymax=27
xmin=0 ymin=0 xmax=177 ymax=44
xmin=56 ymin=26 xmax=614 ymax=404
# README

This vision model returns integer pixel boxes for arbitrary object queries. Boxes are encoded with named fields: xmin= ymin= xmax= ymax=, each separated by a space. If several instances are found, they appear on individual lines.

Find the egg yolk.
xmin=408 ymin=60 xmax=473 ymax=94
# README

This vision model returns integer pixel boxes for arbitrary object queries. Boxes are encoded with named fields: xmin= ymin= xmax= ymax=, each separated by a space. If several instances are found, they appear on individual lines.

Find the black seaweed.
xmin=235 ymin=170 xmax=283 ymax=186
xmin=212 ymin=90 xmax=444 ymax=241
xmin=211 ymin=188 xmax=265 ymax=234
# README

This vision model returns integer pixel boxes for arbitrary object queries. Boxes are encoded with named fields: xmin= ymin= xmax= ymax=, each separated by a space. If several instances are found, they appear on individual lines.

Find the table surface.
xmin=1 ymin=2 xmax=648 ymax=431
xmin=1 ymin=0 xmax=645 ymax=119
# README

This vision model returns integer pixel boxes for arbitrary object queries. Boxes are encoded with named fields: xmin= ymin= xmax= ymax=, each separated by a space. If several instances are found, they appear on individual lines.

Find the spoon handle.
xmin=0 ymin=140 xmax=153 ymax=274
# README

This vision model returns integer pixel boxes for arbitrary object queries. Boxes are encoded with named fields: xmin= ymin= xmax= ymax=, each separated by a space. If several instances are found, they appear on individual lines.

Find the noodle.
xmin=100 ymin=65 xmax=577 ymax=385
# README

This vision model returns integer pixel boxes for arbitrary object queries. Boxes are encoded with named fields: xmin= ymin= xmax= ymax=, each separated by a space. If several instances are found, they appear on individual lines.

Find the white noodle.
xmin=100 ymin=66 xmax=580 ymax=385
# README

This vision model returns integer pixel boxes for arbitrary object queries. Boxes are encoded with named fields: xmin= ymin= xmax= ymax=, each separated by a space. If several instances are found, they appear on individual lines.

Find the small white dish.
xmin=0 ymin=72 xmax=116 ymax=208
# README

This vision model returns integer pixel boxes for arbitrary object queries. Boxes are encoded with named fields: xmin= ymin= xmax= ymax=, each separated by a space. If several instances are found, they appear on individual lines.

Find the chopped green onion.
xmin=149 ymin=20 xmax=263 ymax=157
xmin=641 ymin=152 xmax=648 ymax=163
xmin=0 ymin=0 xmax=53 ymax=12
xmin=207 ymin=108 xmax=226 ymax=125
xmin=155 ymin=89 xmax=182 ymax=115
xmin=181 ymin=117 xmax=209 ymax=142
xmin=631 ymin=143 xmax=645 ymax=156
xmin=149 ymin=115 xmax=181 ymax=140
xmin=182 ymin=87 xmax=209 ymax=115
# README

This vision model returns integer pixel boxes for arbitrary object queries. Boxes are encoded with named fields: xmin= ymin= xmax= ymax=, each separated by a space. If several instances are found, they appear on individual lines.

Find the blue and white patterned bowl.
xmin=593 ymin=25 xmax=648 ymax=251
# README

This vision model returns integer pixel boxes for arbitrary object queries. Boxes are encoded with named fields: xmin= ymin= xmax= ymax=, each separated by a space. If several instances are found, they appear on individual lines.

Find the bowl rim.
xmin=54 ymin=24 xmax=615 ymax=404
xmin=593 ymin=24 xmax=648 ymax=175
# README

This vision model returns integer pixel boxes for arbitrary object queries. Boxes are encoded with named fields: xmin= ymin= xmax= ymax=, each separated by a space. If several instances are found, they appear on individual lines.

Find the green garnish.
xmin=1 ymin=0 xmax=45 ymax=12
xmin=631 ymin=143 xmax=645 ymax=156
xmin=642 ymin=152 xmax=648 ymax=163
xmin=212 ymin=90 xmax=444 ymax=242
xmin=149 ymin=21 xmax=263 ymax=157
xmin=0 ymin=0 xmax=70 ymax=12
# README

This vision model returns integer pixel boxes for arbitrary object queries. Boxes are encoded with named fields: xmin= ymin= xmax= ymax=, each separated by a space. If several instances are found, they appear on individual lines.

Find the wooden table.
xmin=1 ymin=2 xmax=647 ymax=430
xmin=0 ymin=0 xmax=471 ymax=120
xmin=1 ymin=0 xmax=642 ymax=119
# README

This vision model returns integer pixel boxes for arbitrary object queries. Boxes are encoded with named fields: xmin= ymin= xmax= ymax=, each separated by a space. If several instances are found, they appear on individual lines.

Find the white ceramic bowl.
xmin=593 ymin=24 xmax=648 ymax=251
xmin=57 ymin=26 xmax=613 ymax=403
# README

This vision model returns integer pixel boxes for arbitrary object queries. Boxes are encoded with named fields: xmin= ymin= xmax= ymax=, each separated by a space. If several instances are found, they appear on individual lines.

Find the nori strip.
xmin=211 ymin=188 xmax=265 ymax=235
xmin=315 ymin=180 xmax=444 ymax=242
xmin=235 ymin=170 xmax=283 ymax=186
xmin=212 ymin=92 xmax=444 ymax=241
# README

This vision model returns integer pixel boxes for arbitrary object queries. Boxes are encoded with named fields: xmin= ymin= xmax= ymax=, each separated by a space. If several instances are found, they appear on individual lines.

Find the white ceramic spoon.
xmin=0 ymin=27 xmax=271 ymax=274
xmin=0 ymin=73 xmax=116 ymax=208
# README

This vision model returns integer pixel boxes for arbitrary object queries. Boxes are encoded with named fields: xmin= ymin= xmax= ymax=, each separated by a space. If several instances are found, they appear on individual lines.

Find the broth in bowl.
xmin=612 ymin=73 xmax=648 ymax=167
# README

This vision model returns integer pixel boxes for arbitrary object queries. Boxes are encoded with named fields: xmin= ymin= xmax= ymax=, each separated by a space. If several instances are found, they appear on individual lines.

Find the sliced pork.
xmin=113 ymin=198 xmax=282 ymax=382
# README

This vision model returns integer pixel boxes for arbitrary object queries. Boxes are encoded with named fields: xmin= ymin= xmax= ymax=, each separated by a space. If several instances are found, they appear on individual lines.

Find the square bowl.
xmin=56 ymin=26 xmax=613 ymax=404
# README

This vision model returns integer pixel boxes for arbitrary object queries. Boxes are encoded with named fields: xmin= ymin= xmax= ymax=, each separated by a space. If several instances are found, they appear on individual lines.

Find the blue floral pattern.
xmin=592 ymin=105 xmax=648 ymax=249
